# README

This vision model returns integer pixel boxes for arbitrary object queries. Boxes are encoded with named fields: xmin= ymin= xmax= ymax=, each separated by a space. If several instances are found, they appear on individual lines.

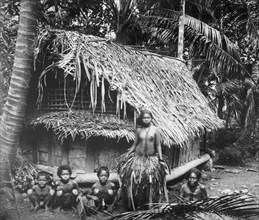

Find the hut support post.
xmin=32 ymin=141 xmax=38 ymax=163
xmin=47 ymin=130 xmax=54 ymax=166
xmin=203 ymin=128 xmax=207 ymax=151
xmin=61 ymin=139 xmax=70 ymax=165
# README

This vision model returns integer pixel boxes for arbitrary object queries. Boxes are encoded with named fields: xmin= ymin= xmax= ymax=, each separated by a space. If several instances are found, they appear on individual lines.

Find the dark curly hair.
xmin=187 ymin=168 xmax=201 ymax=180
xmin=97 ymin=166 xmax=110 ymax=177
xmin=136 ymin=109 xmax=153 ymax=126
xmin=57 ymin=165 xmax=72 ymax=177
xmin=37 ymin=171 xmax=50 ymax=181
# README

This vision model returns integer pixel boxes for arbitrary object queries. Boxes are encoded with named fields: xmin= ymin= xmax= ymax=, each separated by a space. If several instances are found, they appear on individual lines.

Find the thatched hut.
xmin=21 ymin=30 xmax=222 ymax=176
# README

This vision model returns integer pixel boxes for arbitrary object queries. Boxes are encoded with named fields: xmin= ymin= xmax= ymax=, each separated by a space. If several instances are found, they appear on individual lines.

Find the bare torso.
xmin=91 ymin=181 xmax=116 ymax=204
xmin=135 ymin=126 xmax=158 ymax=156
xmin=56 ymin=179 xmax=76 ymax=194
xmin=33 ymin=185 xmax=51 ymax=201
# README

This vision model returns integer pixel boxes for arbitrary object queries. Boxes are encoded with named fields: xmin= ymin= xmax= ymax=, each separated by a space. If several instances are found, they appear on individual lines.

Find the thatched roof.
xmin=27 ymin=111 xmax=135 ymax=142
xmin=33 ymin=29 xmax=223 ymax=147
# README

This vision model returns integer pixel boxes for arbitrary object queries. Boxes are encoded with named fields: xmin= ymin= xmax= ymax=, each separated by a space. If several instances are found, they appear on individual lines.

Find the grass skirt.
xmin=117 ymin=153 xmax=167 ymax=210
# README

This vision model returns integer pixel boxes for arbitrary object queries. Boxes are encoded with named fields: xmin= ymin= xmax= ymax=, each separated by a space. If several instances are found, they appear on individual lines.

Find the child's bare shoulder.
xmin=92 ymin=182 xmax=99 ymax=188
xmin=55 ymin=180 xmax=62 ymax=185
xmin=107 ymin=181 xmax=115 ymax=187
xmin=46 ymin=185 xmax=52 ymax=190
xmin=71 ymin=179 xmax=78 ymax=184
xmin=199 ymin=184 xmax=206 ymax=189
xmin=180 ymin=182 xmax=188 ymax=189
xmin=32 ymin=185 xmax=39 ymax=190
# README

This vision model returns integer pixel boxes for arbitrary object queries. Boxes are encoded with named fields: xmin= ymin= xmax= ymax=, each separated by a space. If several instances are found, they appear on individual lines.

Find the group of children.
xmin=27 ymin=164 xmax=208 ymax=215
xmin=27 ymin=165 xmax=119 ymax=215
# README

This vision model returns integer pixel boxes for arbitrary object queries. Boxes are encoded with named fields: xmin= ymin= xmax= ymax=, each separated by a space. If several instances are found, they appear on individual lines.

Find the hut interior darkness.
xmin=21 ymin=29 xmax=223 ymax=174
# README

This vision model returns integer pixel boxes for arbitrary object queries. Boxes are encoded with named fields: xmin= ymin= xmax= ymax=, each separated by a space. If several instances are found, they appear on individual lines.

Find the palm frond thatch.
xmin=26 ymin=111 xmax=135 ymax=142
xmin=109 ymin=193 xmax=259 ymax=220
xmin=35 ymin=29 xmax=223 ymax=147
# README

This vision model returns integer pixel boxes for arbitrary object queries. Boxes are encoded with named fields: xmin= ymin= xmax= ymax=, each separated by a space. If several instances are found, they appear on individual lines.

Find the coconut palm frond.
xmin=183 ymin=14 xmax=239 ymax=60
xmin=200 ymin=193 xmax=259 ymax=218
xmin=203 ymin=42 xmax=247 ymax=78
xmin=147 ymin=27 xmax=179 ymax=45
xmin=138 ymin=8 xmax=248 ymax=77
xmin=244 ymin=77 xmax=257 ymax=89
xmin=109 ymin=194 xmax=259 ymax=220
xmin=141 ymin=8 xmax=237 ymax=55
xmin=246 ymin=16 xmax=259 ymax=46
xmin=144 ymin=8 xmax=181 ymax=21
xmin=187 ymin=0 xmax=215 ymax=9
xmin=219 ymin=0 xmax=259 ymax=47
xmin=185 ymin=1 xmax=215 ymax=22
xmin=216 ymin=79 xmax=241 ymax=96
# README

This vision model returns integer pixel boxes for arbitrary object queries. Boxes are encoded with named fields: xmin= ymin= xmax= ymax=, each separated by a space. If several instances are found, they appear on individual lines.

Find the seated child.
xmin=85 ymin=166 xmax=120 ymax=213
xmin=180 ymin=168 xmax=208 ymax=202
xmin=54 ymin=165 xmax=82 ymax=211
xmin=27 ymin=171 xmax=55 ymax=212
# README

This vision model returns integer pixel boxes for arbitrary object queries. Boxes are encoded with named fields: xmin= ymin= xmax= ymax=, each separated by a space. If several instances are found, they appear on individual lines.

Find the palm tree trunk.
xmin=177 ymin=0 xmax=185 ymax=58
xmin=0 ymin=0 xmax=37 ymax=184
xmin=217 ymin=93 xmax=224 ymax=119
xmin=252 ymin=63 xmax=259 ymax=139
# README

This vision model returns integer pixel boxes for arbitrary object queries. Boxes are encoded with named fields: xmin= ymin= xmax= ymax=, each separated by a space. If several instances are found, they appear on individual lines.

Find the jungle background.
xmin=0 ymin=0 xmax=259 ymax=220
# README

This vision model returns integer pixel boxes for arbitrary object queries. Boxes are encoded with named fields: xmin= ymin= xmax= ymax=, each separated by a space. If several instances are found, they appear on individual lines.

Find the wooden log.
xmin=75 ymin=173 xmax=118 ymax=184
xmin=35 ymin=154 xmax=210 ymax=184
xmin=75 ymin=154 xmax=211 ymax=184
xmin=166 ymin=153 xmax=210 ymax=182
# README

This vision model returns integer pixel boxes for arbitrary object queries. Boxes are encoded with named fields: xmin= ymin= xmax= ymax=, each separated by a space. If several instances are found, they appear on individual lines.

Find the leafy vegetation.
xmin=1 ymin=0 xmax=259 ymax=170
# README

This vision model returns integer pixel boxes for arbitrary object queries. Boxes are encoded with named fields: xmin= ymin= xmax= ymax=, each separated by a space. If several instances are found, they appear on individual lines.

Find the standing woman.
xmin=118 ymin=109 xmax=168 ymax=210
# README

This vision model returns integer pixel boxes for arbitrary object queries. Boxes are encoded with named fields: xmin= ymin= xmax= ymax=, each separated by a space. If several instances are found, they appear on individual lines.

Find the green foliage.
xmin=0 ymin=7 xmax=17 ymax=94
xmin=37 ymin=0 xmax=117 ymax=37
xmin=207 ymin=127 xmax=259 ymax=165
xmin=208 ymin=128 xmax=241 ymax=150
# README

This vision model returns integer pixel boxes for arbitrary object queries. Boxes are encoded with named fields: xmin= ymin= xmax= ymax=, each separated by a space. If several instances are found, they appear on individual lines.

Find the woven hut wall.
xmin=164 ymin=138 xmax=200 ymax=169
xmin=178 ymin=138 xmax=200 ymax=166
xmin=38 ymin=70 xmax=135 ymax=119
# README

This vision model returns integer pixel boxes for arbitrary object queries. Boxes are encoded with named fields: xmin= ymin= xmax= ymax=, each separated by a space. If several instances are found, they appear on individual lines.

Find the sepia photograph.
xmin=0 ymin=0 xmax=259 ymax=220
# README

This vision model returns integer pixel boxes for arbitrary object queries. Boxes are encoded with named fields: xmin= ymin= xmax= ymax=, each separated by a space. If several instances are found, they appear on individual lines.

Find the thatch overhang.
xmin=34 ymin=29 xmax=223 ymax=147
xmin=27 ymin=111 xmax=135 ymax=142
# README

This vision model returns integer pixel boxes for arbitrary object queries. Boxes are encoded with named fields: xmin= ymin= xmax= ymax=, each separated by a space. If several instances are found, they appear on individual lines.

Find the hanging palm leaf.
xmin=109 ymin=193 xmax=259 ymax=220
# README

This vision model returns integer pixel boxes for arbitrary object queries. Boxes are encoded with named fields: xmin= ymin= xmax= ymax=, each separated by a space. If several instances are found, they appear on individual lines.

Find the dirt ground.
xmin=14 ymin=160 xmax=259 ymax=220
